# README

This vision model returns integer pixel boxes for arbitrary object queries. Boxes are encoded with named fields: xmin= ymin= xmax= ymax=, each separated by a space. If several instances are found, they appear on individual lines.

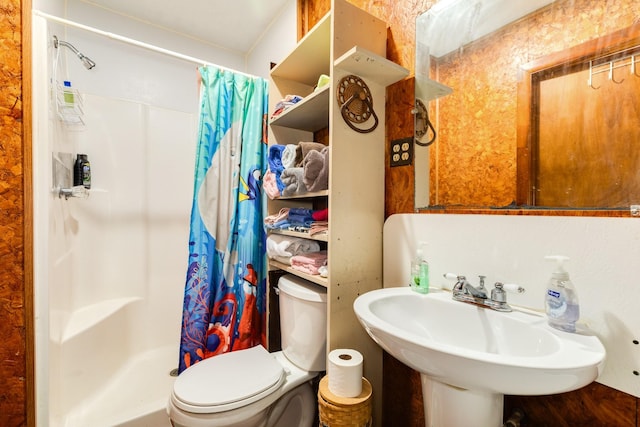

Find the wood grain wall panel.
xmin=299 ymin=0 xmax=330 ymax=35
xmin=431 ymin=0 xmax=640 ymax=207
xmin=6 ymin=1 xmax=636 ymax=426
xmin=0 ymin=0 xmax=27 ymax=426
xmin=299 ymin=0 xmax=428 ymax=74
xmin=385 ymin=78 xmax=415 ymax=216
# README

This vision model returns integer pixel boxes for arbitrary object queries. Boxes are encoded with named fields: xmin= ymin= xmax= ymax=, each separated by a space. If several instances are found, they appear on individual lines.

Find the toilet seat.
xmin=172 ymin=345 xmax=285 ymax=414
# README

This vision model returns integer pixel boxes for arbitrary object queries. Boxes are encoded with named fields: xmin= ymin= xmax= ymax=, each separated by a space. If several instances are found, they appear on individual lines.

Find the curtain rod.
xmin=33 ymin=9 xmax=260 ymax=80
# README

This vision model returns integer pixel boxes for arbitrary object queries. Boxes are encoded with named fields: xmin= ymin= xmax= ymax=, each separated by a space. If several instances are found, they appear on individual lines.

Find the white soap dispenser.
xmin=544 ymin=255 xmax=580 ymax=332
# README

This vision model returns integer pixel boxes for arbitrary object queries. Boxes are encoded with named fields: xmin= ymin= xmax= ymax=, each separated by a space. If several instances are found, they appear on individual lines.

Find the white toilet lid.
xmin=173 ymin=345 xmax=285 ymax=414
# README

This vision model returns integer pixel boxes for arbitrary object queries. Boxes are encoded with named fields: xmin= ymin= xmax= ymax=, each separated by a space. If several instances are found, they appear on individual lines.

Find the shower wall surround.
xmin=46 ymin=94 xmax=196 ymax=425
xmin=0 ymin=0 xmax=296 ymax=424
xmin=31 ymin=0 xmax=297 ymax=425
xmin=33 ymin=13 xmax=202 ymax=425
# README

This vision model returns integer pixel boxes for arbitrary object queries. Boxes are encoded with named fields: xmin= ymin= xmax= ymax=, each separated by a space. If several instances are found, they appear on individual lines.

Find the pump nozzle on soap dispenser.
xmin=544 ymin=255 xmax=580 ymax=333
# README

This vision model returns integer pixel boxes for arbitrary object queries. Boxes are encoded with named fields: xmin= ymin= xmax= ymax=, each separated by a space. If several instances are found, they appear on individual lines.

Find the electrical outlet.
xmin=390 ymin=137 xmax=413 ymax=167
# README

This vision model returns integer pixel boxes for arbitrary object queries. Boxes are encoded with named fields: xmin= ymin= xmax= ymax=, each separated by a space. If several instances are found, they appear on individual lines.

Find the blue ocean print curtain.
xmin=179 ymin=66 xmax=268 ymax=373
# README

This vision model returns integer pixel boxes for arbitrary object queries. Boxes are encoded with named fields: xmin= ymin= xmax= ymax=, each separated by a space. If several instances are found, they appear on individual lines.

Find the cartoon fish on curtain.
xmin=178 ymin=66 xmax=268 ymax=373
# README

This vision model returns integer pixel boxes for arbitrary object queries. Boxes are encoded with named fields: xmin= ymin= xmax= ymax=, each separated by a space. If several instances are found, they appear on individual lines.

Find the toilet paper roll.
xmin=328 ymin=349 xmax=364 ymax=398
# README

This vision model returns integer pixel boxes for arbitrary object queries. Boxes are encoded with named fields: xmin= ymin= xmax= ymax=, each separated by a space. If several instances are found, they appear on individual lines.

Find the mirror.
xmin=415 ymin=0 xmax=640 ymax=210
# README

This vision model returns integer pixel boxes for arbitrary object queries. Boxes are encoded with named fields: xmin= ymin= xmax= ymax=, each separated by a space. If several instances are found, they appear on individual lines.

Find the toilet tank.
xmin=278 ymin=274 xmax=327 ymax=372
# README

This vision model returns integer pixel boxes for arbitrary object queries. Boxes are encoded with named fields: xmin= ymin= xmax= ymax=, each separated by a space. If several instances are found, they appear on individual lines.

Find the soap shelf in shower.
xmin=55 ymin=82 xmax=85 ymax=126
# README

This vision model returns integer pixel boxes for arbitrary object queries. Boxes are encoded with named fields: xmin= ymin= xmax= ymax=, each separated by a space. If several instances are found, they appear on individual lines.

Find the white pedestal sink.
xmin=353 ymin=288 xmax=606 ymax=427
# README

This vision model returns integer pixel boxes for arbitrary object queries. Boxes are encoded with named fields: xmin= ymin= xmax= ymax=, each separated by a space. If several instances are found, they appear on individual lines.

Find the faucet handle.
xmin=502 ymin=283 xmax=525 ymax=293
xmin=444 ymin=273 xmax=462 ymax=281
xmin=444 ymin=273 xmax=466 ymax=292
xmin=491 ymin=282 xmax=525 ymax=304
xmin=491 ymin=283 xmax=507 ymax=303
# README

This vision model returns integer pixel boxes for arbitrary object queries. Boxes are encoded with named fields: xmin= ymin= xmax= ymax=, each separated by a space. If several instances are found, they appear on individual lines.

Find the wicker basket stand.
xmin=317 ymin=375 xmax=372 ymax=427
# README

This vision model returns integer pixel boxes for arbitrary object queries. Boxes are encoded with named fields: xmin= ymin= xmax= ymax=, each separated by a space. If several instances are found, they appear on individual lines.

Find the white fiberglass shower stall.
xmin=31 ymin=3 xmax=295 ymax=426
xmin=32 ymin=15 xmax=197 ymax=427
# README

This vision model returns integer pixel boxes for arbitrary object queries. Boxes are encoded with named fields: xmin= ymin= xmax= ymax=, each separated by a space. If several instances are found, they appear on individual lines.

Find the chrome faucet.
xmin=445 ymin=273 xmax=525 ymax=312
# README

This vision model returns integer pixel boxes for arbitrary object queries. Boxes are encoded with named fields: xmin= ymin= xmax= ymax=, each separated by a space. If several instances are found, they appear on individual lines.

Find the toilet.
xmin=167 ymin=274 xmax=327 ymax=427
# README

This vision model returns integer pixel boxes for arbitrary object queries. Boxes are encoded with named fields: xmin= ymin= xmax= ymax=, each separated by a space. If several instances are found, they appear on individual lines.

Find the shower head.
xmin=53 ymin=35 xmax=96 ymax=70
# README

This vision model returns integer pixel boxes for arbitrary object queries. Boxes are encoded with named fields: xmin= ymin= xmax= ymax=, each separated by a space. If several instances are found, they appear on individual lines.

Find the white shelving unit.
xmin=266 ymin=1 xmax=408 ymax=424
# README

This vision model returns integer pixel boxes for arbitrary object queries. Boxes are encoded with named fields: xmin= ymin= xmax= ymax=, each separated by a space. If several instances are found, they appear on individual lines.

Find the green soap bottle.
xmin=63 ymin=81 xmax=75 ymax=105
xmin=410 ymin=241 xmax=430 ymax=294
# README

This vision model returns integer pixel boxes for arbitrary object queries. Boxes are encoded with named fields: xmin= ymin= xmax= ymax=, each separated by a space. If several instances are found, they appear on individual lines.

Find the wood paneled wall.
xmin=298 ymin=0 xmax=640 ymax=425
xmin=1 ymin=0 xmax=32 ymax=426
xmin=430 ymin=0 xmax=640 ymax=207
xmin=5 ymin=1 xmax=638 ymax=426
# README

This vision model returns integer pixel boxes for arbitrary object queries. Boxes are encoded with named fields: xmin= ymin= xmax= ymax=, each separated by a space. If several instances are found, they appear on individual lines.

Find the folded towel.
xmin=312 ymin=208 xmax=328 ymax=221
xmin=303 ymin=146 xmax=329 ymax=192
xmin=289 ymin=208 xmax=314 ymax=223
xmin=294 ymin=142 xmax=327 ymax=167
xmin=281 ymin=144 xmax=298 ymax=169
xmin=264 ymin=208 xmax=290 ymax=226
xmin=281 ymin=168 xmax=308 ymax=197
xmin=309 ymin=221 xmax=328 ymax=236
xmin=266 ymin=219 xmax=291 ymax=230
xmin=291 ymin=251 xmax=328 ymax=275
xmin=266 ymin=234 xmax=320 ymax=259
xmin=272 ymin=255 xmax=293 ymax=265
xmin=263 ymin=169 xmax=281 ymax=199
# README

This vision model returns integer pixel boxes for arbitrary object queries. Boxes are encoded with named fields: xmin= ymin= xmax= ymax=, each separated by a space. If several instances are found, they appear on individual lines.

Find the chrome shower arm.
xmin=53 ymin=35 xmax=96 ymax=70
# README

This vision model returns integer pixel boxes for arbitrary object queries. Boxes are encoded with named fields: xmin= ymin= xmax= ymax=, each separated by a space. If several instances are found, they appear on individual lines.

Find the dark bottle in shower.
xmin=74 ymin=154 xmax=91 ymax=189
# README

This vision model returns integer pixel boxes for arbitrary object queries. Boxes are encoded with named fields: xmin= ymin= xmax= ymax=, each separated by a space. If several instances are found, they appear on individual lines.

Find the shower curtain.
xmin=179 ymin=66 xmax=268 ymax=372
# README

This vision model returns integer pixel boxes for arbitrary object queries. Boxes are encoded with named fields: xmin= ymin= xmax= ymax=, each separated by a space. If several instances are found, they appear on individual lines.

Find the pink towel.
xmin=264 ymin=208 xmax=290 ymax=225
xmin=291 ymin=251 xmax=327 ymax=275
xmin=263 ymin=169 xmax=281 ymax=199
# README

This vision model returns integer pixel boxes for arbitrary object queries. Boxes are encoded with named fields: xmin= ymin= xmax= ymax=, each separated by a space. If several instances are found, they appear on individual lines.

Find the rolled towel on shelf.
xmin=294 ymin=142 xmax=327 ymax=166
xmin=281 ymin=144 xmax=298 ymax=169
xmin=281 ymin=168 xmax=308 ymax=196
xmin=266 ymin=234 xmax=294 ymax=258
xmin=268 ymin=145 xmax=286 ymax=172
xmin=263 ymin=169 xmax=281 ymax=199
xmin=303 ymin=146 xmax=329 ymax=192
xmin=268 ymin=145 xmax=287 ymax=192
